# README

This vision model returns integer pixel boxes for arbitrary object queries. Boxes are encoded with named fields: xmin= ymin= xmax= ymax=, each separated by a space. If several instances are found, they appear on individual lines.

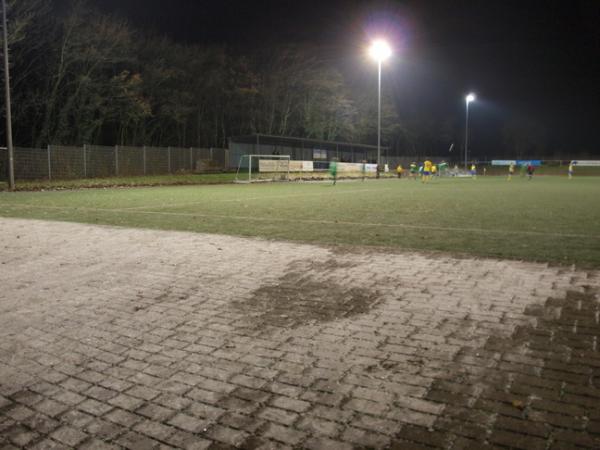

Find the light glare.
xmin=466 ymin=93 xmax=476 ymax=103
xmin=369 ymin=39 xmax=392 ymax=62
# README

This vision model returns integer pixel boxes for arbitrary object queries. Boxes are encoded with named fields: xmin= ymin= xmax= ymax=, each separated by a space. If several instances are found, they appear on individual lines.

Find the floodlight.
xmin=369 ymin=39 xmax=392 ymax=62
xmin=466 ymin=93 xmax=476 ymax=103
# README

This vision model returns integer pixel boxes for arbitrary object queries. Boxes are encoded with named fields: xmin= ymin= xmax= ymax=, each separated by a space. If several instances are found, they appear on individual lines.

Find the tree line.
xmin=2 ymin=0 xmax=556 ymax=158
xmin=1 ymin=0 xmax=402 ymax=150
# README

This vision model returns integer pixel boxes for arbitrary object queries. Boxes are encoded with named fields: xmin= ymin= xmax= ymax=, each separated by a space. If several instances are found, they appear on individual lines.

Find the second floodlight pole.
xmin=464 ymin=100 xmax=469 ymax=170
xmin=376 ymin=59 xmax=381 ymax=178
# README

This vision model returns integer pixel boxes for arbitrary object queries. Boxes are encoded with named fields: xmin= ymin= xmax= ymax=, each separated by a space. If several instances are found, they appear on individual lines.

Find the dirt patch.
xmin=234 ymin=260 xmax=380 ymax=329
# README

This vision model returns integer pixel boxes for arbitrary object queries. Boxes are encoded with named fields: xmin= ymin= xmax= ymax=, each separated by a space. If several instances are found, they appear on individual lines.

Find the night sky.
xmin=92 ymin=0 xmax=600 ymax=157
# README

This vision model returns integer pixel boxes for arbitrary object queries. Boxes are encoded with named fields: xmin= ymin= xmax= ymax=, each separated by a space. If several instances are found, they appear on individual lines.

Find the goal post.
xmin=234 ymin=154 xmax=291 ymax=183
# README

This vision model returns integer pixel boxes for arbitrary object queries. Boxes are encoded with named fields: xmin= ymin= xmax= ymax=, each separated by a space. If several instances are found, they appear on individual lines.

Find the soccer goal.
xmin=234 ymin=154 xmax=291 ymax=183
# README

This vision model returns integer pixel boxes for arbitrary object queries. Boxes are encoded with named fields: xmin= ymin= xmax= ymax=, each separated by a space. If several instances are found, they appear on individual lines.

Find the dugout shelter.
xmin=228 ymin=134 xmax=391 ymax=170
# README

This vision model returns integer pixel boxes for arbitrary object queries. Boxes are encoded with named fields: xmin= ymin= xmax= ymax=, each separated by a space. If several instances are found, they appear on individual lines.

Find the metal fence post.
xmin=190 ymin=147 xmax=193 ymax=171
xmin=47 ymin=144 xmax=52 ymax=180
xmin=83 ymin=144 xmax=87 ymax=178
xmin=167 ymin=146 xmax=171 ymax=173
xmin=143 ymin=145 xmax=146 ymax=175
xmin=115 ymin=145 xmax=119 ymax=176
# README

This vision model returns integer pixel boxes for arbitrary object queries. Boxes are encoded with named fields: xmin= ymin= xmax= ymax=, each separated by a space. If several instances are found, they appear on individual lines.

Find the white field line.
xmin=3 ymin=203 xmax=599 ymax=240
xmin=118 ymin=187 xmax=393 ymax=210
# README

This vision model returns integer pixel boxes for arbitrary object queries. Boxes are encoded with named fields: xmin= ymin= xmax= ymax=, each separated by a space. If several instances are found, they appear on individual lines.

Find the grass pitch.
xmin=1 ymin=176 xmax=599 ymax=267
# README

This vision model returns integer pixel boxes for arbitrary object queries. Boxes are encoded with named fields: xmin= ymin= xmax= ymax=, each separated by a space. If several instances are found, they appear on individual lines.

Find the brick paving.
xmin=0 ymin=217 xmax=599 ymax=450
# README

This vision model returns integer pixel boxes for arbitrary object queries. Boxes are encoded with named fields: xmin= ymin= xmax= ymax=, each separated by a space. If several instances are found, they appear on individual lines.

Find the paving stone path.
xmin=0 ymin=217 xmax=599 ymax=450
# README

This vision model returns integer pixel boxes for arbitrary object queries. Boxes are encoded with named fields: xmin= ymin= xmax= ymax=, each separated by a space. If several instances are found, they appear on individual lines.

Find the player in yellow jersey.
xmin=431 ymin=164 xmax=437 ymax=179
xmin=507 ymin=162 xmax=515 ymax=181
xmin=470 ymin=163 xmax=477 ymax=179
xmin=396 ymin=163 xmax=403 ymax=178
xmin=568 ymin=161 xmax=574 ymax=179
xmin=422 ymin=159 xmax=432 ymax=183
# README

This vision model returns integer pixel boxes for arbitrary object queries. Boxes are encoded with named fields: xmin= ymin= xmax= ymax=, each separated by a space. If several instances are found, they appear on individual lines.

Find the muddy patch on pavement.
xmin=234 ymin=259 xmax=381 ymax=329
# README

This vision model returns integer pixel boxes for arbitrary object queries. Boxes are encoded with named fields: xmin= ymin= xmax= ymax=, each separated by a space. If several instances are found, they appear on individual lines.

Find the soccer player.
xmin=422 ymin=159 xmax=432 ymax=183
xmin=409 ymin=162 xmax=418 ymax=180
xmin=431 ymin=164 xmax=437 ymax=178
xmin=526 ymin=163 xmax=534 ymax=180
xmin=439 ymin=161 xmax=448 ymax=177
xmin=470 ymin=163 xmax=477 ymax=179
xmin=329 ymin=160 xmax=338 ymax=185
xmin=520 ymin=163 xmax=527 ymax=178
xmin=568 ymin=161 xmax=574 ymax=179
xmin=396 ymin=163 xmax=403 ymax=178
xmin=507 ymin=162 xmax=515 ymax=181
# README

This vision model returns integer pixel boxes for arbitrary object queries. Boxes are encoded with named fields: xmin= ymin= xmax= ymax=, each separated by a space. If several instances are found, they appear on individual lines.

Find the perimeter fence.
xmin=4 ymin=140 xmax=596 ymax=182
xmin=476 ymin=160 xmax=600 ymax=176
xmin=0 ymin=145 xmax=228 ymax=181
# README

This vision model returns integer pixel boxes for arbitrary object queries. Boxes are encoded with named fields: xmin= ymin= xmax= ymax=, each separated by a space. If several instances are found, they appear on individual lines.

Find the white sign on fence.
xmin=337 ymin=162 xmax=362 ymax=172
xmin=573 ymin=160 xmax=600 ymax=167
xmin=337 ymin=162 xmax=378 ymax=173
xmin=259 ymin=159 xmax=290 ymax=172
xmin=491 ymin=160 xmax=517 ymax=166
xmin=287 ymin=161 xmax=314 ymax=172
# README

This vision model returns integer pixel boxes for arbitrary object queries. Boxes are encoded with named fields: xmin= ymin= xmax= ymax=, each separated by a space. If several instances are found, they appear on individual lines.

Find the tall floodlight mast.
xmin=464 ymin=93 xmax=476 ymax=170
xmin=368 ymin=39 xmax=391 ymax=178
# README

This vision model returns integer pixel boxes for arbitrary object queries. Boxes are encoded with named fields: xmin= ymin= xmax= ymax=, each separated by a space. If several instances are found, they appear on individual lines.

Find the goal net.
xmin=234 ymin=154 xmax=291 ymax=183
